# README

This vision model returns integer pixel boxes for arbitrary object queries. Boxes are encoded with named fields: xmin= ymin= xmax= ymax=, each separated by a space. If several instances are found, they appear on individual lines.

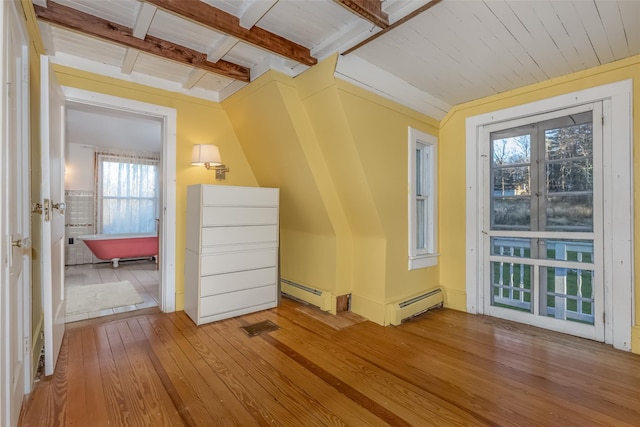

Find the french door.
xmin=482 ymin=103 xmax=604 ymax=340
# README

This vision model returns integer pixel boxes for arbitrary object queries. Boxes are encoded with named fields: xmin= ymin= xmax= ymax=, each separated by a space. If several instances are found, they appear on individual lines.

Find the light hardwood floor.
xmin=19 ymin=298 xmax=640 ymax=426
xmin=64 ymin=260 xmax=159 ymax=323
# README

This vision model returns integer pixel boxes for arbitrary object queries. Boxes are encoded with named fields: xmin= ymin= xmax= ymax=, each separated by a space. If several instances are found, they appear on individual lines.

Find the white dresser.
xmin=184 ymin=184 xmax=279 ymax=325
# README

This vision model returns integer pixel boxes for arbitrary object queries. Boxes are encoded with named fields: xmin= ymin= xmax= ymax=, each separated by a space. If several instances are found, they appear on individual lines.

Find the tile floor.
xmin=64 ymin=259 xmax=159 ymax=323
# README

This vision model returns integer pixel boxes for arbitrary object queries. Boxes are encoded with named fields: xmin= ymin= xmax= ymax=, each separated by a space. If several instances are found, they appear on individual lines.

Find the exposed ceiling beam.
xmin=145 ymin=0 xmax=317 ymax=66
xmin=34 ymin=1 xmax=251 ymax=82
xmin=334 ymin=0 xmax=389 ymax=29
xmin=207 ymin=36 xmax=239 ymax=63
xmin=342 ymin=0 xmax=443 ymax=55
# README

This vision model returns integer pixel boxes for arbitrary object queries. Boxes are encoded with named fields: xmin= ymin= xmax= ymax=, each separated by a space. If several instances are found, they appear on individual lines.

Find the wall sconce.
xmin=191 ymin=144 xmax=229 ymax=180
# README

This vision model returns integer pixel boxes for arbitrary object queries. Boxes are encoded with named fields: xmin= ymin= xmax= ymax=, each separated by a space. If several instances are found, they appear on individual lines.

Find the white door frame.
xmin=465 ymin=80 xmax=633 ymax=351
xmin=62 ymin=87 xmax=177 ymax=312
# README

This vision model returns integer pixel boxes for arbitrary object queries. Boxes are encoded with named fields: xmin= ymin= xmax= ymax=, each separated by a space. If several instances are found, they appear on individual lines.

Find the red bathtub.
xmin=78 ymin=233 xmax=158 ymax=267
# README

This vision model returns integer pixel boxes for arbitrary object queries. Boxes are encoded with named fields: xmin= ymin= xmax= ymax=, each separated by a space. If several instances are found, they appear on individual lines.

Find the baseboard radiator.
xmin=281 ymin=278 xmax=334 ymax=312
xmin=385 ymin=288 xmax=443 ymax=325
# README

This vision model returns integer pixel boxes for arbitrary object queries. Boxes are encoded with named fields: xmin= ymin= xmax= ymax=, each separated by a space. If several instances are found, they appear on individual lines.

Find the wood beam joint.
xmin=334 ymin=0 xmax=389 ymax=29
xmin=145 ymin=0 xmax=317 ymax=66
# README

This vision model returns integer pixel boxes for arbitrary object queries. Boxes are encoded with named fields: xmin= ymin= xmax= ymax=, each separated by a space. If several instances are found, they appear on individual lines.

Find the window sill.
xmin=408 ymin=253 xmax=439 ymax=270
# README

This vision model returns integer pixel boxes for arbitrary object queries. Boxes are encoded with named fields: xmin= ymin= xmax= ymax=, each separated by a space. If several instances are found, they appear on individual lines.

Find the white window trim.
xmin=408 ymin=127 xmax=438 ymax=270
xmin=465 ymin=80 xmax=633 ymax=351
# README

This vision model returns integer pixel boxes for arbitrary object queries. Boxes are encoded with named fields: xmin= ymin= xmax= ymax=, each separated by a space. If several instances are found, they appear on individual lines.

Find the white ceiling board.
xmin=258 ymin=0 xmax=356 ymax=48
xmin=133 ymin=52 xmax=196 ymax=83
xmin=147 ymin=9 xmax=225 ymax=53
xmin=618 ymin=0 xmax=640 ymax=54
xmin=194 ymin=71 xmax=235 ymax=92
xmin=66 ymin=105 xmax=162 ymax=152
xmin=50 ymin=25 xmax=126 ymax=68
xmin=34 ymin=0 xmax=640 ymax=119
xmin=54 ymin=0 xmax=140 ymax=28
xmin=594 ymin=1 xmax=630 ymax=61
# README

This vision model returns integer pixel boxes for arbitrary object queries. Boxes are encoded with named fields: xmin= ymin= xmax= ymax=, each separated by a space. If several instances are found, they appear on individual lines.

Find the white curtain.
xmin=96 ymin=149 xmax=160 ymax=234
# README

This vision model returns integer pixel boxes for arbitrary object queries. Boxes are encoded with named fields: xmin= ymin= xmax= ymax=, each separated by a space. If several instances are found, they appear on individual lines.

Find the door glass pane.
xmin=541 ymin=266 xmax=594 ymax=325
xmin=545 ymin=121 xmax=592 ymax=161
xmin=492 ymin=197 xmax=530 ymax=229
xmin=491 ymin=261 xmax=532 ymax=312
xmin=492 ymin=135 xmax=530 ymax=165
xmin=491 ymin=237 xmax=531 ymax=258
xmin=542 ymin=239 xmax=594 ymax=263
xmin=546 ymin=195 xmax=593 ymax=231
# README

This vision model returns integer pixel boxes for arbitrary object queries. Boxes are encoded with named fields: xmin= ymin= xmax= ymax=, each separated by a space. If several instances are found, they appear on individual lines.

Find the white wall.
xmin=65 ymin=143 xmax=94 ymax=191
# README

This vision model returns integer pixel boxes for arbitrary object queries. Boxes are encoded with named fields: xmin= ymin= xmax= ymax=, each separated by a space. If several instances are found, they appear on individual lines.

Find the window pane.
xmin=545 ymin=123 xmax=592 ymax=161
xmin=492 ymin=135 xmax=530 ymax=166
xmin=492 ymin=197 xmax=531 ymax=229
xmin=493 ymin=166 xmax=530 ymax=196
xmin=416 ymin=148 xmax=423 ymax=196
xmin=546 ymin=194 xmax=593 ymax=231
xmin=417 ymin=199 xmax=426 ymax=249
xmin=546 ymin=160 xmax=592 ymax=193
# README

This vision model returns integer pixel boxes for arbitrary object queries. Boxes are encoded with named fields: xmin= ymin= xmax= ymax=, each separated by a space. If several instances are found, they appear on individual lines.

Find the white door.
xmin=40 ymin=55 xmax=66 ymax=376
xmin=1 ymin=1 xmax=31 ymax=425
xmin=482 ymin=103 xmax=605 ymax=341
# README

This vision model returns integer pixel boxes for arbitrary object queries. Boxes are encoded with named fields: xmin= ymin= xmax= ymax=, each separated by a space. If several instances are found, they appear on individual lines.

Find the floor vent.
xmin=240 ymin=320 xmax=279 ymax=337
xmin=281 ymin=278 xmax=333 ymax=312
xmin=386 ymin=288 xmax=443 ymax=325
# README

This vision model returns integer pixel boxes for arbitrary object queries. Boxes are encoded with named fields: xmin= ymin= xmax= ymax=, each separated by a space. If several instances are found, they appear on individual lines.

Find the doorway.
xmin=465 ymin=81 xmax=633 ymax=350
xmin=63 ymin=105 xmax=163 ymax=322
xmin=483 ymin=104 xmax=604 ymax=340
xmin=61 ymin=88 xmax=177 ymax=317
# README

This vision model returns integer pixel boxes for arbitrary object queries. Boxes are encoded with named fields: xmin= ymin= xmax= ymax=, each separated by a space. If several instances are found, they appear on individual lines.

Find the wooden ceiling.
xmin=32 ymin=0 xmax=640 ymax=119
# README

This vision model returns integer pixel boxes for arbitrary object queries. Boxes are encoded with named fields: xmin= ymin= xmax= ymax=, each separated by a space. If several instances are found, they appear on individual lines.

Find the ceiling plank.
xmin=342 ymin=0 xmax=442 ymax=55
xmin=34 ymin=1 xmax=250 ymax=82
xmin=145 ymin=0 xmax=317 ymax=66
xmin=334 ymin=0 xmax=389 ymax=29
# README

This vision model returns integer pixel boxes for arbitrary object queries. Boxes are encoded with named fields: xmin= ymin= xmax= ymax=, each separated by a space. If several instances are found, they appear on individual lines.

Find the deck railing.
xmin=492 ymin=237 xmax=595 ymax=324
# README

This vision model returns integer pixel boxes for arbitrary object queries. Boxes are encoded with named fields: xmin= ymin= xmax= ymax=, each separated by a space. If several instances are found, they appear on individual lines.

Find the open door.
xmin=1 ymin=2 xmax=31 ymax=425
xmin=40 ymin=55 xmax=65 ymax=376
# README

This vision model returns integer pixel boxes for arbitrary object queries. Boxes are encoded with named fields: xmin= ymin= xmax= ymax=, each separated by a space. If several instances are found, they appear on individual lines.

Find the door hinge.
xmin=602 ymin=115 xmax=604 ymax=126
xmin=603 ymin=312 xmax=606 ymax=323
xmin=5 ymin=82 xmax=11 ymax=98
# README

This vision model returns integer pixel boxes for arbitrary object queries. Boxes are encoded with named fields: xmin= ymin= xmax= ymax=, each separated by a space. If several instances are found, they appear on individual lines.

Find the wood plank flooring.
xmin=19 ymin=298 xmax=640 ymax=426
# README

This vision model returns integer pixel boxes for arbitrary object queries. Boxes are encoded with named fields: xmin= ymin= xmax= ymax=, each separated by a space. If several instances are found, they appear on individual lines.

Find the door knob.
xmin=52 ymin=202 xmax=66 ymax=215
xmin=12 ymin=237 xmax=31 ymax=248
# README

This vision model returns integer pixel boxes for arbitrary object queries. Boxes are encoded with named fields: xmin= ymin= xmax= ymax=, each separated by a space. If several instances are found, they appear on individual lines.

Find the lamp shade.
xmin=191 ymin=144 xmax=222 ymax=166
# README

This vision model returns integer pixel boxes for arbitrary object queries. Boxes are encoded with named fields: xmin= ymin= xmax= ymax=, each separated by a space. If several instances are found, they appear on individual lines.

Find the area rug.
xmin=66 ymin=281 xmax=143 ymax=316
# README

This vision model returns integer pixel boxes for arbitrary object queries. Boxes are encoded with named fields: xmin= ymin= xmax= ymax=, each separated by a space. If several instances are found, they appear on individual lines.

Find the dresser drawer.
xmin=199 ymin=285 xmax=277 ymax=318
xmin=201 ymin=225 xmax=277 ymax=247
xmin=200 ymin=267 xmax=277 ymax=297
xmin=200 ymin=249 xmax=277 ymax=276
xmin=202 ymin=206 xmax=278 ymax=226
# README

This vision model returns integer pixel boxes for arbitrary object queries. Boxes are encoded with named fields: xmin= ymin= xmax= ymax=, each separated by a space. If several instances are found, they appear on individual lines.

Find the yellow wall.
xmin=439 ymin=55 xmax=640 ymax=352
xmin=223 ymin=55 xmax=441 ymax=323
xmin=53 ymin=66 xmax=259 ymax=310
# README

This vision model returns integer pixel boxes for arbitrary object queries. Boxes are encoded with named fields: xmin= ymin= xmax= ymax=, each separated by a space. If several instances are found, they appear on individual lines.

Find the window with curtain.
xmin=96 ymin=150 xmax=160 ymax=234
